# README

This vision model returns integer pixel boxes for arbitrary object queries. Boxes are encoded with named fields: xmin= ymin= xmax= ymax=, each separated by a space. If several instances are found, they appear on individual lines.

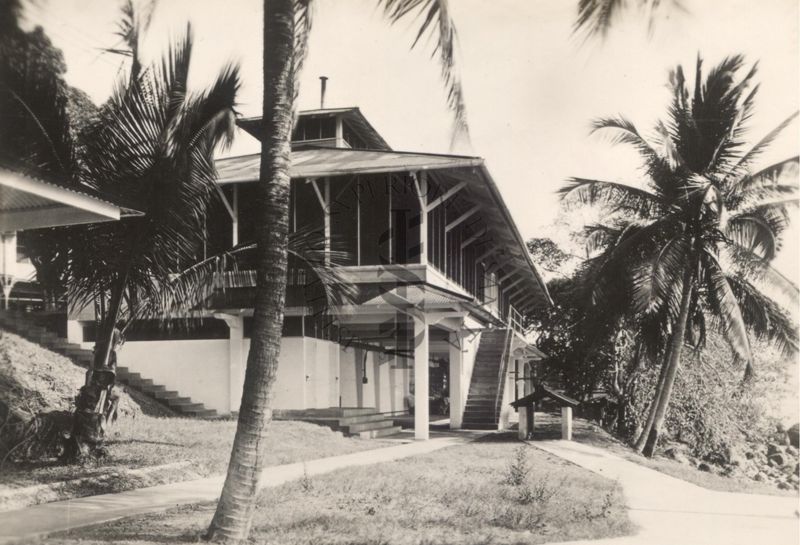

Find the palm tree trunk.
xmin=633 ymin=343 xmax=670 ymax=452
xmin=92 ymin=274 xmax=127 ymax=370
xmin=205 ymin=1 xmax=296 ymax=542
xmin=641 ymin=265 xmax=695 ymax=458
xmin=65 ymin=273 xmax=129 ymax=460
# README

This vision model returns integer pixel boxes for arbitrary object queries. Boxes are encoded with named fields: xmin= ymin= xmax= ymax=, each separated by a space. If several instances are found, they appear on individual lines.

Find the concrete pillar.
xmin=448 ymin=331 xmax=463 ymax=429
xmin=67 ymin=320 xmax=83 ymax=344
xmin=217 ymin=314 xmax=244 ymax=415
xmin=1 ymin=232 xmax=17 ymax=309
xmin=561 ymin=406 xmax=573 ymax=440
xmin=518 ymin=407 xmax=528 ymax=440
xmin=413 ymin=315 xmax=429 ymax=440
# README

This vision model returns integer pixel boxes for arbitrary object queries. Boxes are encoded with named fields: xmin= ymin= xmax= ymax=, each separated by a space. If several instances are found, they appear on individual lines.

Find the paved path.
xmin=535 ymin=440 xmax=800 ymax=545
xmin=0 ymin=434 xmax=469 ymax=544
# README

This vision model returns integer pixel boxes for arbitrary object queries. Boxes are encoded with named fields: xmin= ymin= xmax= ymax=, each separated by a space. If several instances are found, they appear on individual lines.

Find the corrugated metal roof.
xmin=216 ymin=147 xmax=484 ymax=183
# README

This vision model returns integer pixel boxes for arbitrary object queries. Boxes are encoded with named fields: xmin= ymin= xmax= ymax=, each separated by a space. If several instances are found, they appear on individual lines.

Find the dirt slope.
xmin=0 ymin=328 xmax=175 ymax=422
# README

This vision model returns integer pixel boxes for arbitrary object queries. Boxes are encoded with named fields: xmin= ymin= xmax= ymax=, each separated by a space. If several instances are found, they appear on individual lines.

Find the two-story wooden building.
xmin=85 ymin=106 xmax=551 ymax=439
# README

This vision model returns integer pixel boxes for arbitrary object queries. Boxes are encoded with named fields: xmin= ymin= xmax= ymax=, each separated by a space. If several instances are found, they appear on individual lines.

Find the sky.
xmin=20 ymin=0 xmax=800 ymax=280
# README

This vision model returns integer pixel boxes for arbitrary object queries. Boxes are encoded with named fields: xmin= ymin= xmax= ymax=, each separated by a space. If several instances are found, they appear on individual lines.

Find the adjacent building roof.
xmin=0 ymin=168 xmax=141 ymax=232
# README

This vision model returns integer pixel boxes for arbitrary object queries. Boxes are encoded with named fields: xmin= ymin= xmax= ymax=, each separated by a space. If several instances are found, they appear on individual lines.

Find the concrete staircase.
xmin=462 ymin=328 xmax=511 ymax=430
xmin=276 ymin=407 xmax=403 ymax=439
xmin=0 ymin=310 xmax=217 ymax=419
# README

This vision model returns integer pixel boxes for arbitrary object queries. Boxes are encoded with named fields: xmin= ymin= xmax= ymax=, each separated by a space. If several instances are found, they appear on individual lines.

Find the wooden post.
xmin=561 ymin=406 xmax=573 ymax=440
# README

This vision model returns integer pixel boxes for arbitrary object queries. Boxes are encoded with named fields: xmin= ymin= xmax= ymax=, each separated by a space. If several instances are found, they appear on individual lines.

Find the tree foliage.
xmin=560 ymin=54 xmax=798 ymax=455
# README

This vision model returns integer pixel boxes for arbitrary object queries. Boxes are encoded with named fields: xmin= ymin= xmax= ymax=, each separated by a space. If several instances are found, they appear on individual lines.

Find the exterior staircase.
xmin=0 ymin=310 xmax=217 ymax=418
xmin=462 ymin=328 xmax=512 ymax=430
xmin=275 ymin=407 xmax=403 ymax=439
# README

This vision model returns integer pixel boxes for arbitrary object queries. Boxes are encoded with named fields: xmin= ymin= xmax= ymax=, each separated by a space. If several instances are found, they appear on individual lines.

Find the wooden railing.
xmin=494 ymin=306 xmax=520 ymax=420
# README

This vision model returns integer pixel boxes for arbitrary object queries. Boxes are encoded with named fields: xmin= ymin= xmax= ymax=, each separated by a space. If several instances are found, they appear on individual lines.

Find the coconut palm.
xmin=560 ymin=54 xmax=799 ymax=457
xmin=59 ymin=8 xmax=240 ymax=456
xmin=204 ymin=0 xmax=469 ymax=541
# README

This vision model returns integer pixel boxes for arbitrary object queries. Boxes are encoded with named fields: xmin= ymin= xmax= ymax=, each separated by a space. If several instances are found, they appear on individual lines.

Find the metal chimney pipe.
xmin=319 ymin=76 xmax=328 ymax=109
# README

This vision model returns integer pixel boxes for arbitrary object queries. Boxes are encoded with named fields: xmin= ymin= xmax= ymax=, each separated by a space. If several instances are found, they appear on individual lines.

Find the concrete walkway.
xmin=0 ymin=434 xmax=470 ymax=544
xmin=535 ymin=440 xmax=800 ymax=545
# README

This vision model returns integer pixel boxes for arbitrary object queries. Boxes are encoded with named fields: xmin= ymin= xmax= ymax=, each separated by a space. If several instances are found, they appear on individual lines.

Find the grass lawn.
xmin=1 ymin=417 xmax=391 ymax=490
xmin=47 ymin=434 xmax=632 ymax=545
xmin=533 ymin=411 xmax=797 ymax=497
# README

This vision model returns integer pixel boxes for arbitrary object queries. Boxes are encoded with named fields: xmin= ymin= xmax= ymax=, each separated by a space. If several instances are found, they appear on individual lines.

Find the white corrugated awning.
xmin=0 ymin=169 xmax=139 ymax=232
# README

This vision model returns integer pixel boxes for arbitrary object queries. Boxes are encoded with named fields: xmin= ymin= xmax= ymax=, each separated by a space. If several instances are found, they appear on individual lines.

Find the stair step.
xmin=185 ymin=408 xmax=218 ymax=418
xmin=176 ymin=403 xmax=205 ymax=412
xmin=154 ymin=390 xmax=180 ymax=400
xmin=345 ymin=419 xmax=396 ymax=434
xmin=358 ymin=425 xmax=403 ymax=439
xmin=142 ymin=384 xmax=166 ymax=394
xmin=339 ymin=413 xmax=393 ymax=426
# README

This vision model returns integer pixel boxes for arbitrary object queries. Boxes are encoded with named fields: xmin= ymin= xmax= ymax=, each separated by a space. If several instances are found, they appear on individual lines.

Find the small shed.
xmin=510 ymin=383 xmax=579 ymax=440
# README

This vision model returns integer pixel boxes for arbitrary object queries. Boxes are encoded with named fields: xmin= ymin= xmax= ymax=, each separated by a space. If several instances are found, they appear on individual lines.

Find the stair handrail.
xmin=494 ymin=309 xmax=516 ymax=419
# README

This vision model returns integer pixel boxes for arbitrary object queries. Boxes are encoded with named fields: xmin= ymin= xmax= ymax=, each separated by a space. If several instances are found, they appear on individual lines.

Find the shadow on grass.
xmin=106 ymin=439 xmax=185 ymax=448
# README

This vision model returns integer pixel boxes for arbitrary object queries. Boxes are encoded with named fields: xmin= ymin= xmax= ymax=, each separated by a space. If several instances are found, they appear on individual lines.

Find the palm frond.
xmin=377 ymin=0 xmax=469 ymax=148
xmin=632 ymin=232 xmax=691 ymax=318
xmin=702 ymin=250 xmax=751 ymax=361
xmin=729 ymin=112 xmax=799 ymax=177
xmin=726 ymin=273 xmax=799 ymax=357
xmin=160 ymin=230 xmax=358 ymax=319
xmin=559 ymin=177 xmax=665 ymax=218
xmin=727 ymin=156 xmax=799 ymax=208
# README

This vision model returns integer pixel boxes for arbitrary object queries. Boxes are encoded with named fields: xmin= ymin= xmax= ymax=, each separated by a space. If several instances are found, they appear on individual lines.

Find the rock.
xmin=754 ymin=472 xmax=766 ymax=482
xmin=789 ymin=474 xmax=799 ymax=485
xmin=795 ymin=463 xmax=799 ymax=476
xmin=788 ymin=424 xmax=799 ymax=448
xmin=778 ymin=481 xmax=791 ymax=490
xmin=663 ymin=444 xmax=692 ymax=465
xmin=698 ymin=462 xmax=712 ymax=472
xmin=768 ymin=453 xmax=786 ymax=467
xmin=787 ymin=445 xmax=798 ymax=457
xmin=767 ymin=443 xmax=785 ymax=457
xmin=745 ymin=450 xmax=756 ymax=460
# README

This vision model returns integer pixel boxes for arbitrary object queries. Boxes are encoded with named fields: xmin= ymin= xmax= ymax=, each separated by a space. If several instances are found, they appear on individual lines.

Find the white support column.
xmin=561 ymin=406 xmax=573 ymax=440
xmin=1 ymin=232 xmax=17 ymax=309
xmin=448 ymin=331 xmax=464 ymax=429
xmin=413 ymin=315 xmax=429 ymax=440
xmin=217 ymin=314 xmax=245 ymax=415
xmin=412 ymin=172 xmax=428 ymax=265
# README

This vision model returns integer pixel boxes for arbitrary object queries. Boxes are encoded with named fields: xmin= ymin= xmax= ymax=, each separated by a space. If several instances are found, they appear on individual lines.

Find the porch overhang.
xmin=0 ymin=168 xmax=141 ymax=231
xmin=214 ymin=147 xmax=552 ymax=314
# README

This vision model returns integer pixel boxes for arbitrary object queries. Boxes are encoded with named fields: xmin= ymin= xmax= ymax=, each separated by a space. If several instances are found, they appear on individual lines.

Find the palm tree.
xmin=204 ymin=0 xmax=469 ymax=541
xmin=61 ymin=7 xmax=240 ymax=457
xmin=574 ymin=0 xmax=680 ymax=37
xmin=560 ymin=55 xmax=798 ymax=457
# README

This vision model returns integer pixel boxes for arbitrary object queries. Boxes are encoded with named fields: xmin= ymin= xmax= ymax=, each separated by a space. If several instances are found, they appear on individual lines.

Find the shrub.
xmin=628 ymin=335 xmax=790 ymax=462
